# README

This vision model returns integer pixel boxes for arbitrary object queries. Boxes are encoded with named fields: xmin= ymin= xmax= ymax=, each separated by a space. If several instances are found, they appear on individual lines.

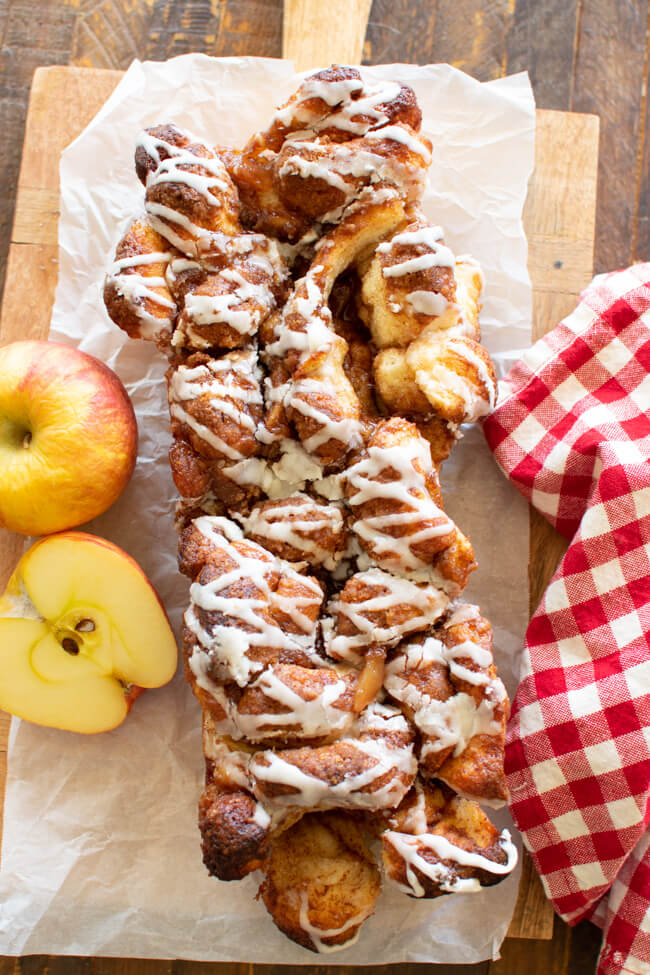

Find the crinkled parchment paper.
xmin=0 ymin=55 xmax=535 ymax=964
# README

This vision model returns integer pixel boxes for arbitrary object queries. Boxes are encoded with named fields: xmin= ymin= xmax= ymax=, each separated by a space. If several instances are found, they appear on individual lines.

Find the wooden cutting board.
xmin=0 ymin=64 xmax=599 ymax=947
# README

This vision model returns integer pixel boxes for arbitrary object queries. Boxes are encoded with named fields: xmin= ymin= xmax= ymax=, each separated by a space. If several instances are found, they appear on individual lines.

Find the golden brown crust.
xmin=359 ymin=219 xmax=457 ymax=349
xmin=344 ymin=417 xmax=457 ymax=572
xmin=382 ymin=783 xmax=512 ymax=897
xmin=103 ymin=216 xmax=178 ymax=347
xmin=137 ymin=124 xmax=241 ymax=256
xmin=199 ymin=785 xmax=271 ymax=880
xmin=229 ymin=67 xmax=428 ymax=243
xmin=244 ymin=494 xmax=348 ymax=569
xmin=259 ymin=813 xmax=381 ymax=952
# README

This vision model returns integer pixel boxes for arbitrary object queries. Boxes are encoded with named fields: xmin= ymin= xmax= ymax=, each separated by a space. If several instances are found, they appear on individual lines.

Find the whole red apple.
xmin=0 ymin=340 xmax=137 ymax=535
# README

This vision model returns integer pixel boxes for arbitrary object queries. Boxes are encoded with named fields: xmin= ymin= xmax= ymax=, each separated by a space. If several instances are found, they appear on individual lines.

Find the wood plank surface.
xmin=0 ymin=0 xmax=621 ymax=969
xmin=283 ymin=0 xmax=374 ymax=72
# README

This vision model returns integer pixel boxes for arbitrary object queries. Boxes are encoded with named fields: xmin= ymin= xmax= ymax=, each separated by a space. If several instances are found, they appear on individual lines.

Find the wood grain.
xmin=506 ymin=0 xmax=580 ymax=111
xmin=633 ymin=4 xmax=650 ymax=262
xmin=571 ymin=0 xmax=648 ymax=273
xmin=364 ymin=0 xmax=438 ymax=65
xmin=430 ymin=0 xmax=512 ymax=82
xmin=282 ymin=0 xmax=373 ymax=71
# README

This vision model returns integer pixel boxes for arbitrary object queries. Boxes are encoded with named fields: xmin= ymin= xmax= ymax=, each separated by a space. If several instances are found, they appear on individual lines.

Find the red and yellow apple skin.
xmin=0 ymin=340 xmax=138 ymax=536
xmin=0 ymin=532 xmax=178 ymax=733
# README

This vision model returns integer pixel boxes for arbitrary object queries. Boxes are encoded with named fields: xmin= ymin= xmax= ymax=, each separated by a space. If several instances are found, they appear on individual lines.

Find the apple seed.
xmin=75 ymin=618 xmax=95 ymax=632
xmin=61 ymin=637 xmax=80 ymax=655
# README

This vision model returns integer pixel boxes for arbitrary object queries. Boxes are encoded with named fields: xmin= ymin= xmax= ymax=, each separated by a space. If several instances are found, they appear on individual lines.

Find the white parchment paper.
xmin=0 ymin=55 xmax=535 ymax=964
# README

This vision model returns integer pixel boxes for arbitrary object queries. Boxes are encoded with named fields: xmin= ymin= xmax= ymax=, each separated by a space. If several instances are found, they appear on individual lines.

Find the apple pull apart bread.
xmin=103 ymin=65 xmax=516 ymax=952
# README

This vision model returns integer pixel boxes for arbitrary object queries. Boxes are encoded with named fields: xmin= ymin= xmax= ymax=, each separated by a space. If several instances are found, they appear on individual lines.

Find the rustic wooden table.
xmin=1 ymin=0 xmax=648 ymax=972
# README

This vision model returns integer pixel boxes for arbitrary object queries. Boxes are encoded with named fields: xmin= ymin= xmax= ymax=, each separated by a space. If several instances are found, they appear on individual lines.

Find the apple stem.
xmin=22 ymin=431 xmax=32 ymax=449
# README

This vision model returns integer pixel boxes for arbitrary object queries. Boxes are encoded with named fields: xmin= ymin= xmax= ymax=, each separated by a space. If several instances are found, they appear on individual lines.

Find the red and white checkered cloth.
xmin=482 ymin=264 xmax=650 ymax=975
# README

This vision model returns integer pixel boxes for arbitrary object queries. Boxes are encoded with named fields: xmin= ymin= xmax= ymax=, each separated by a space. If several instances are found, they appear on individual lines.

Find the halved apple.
xmin=0 ymin=532 xmax=178 ymax=733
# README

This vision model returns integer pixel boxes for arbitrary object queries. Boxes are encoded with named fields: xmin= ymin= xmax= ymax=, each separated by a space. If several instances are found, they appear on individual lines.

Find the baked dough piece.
xmin=171 ymin=248 xmax=287 ymax=352
xmin=167 ymin=350 xmax=267 ymax=509
xmin=382 ymin=782 xmax=517 ymax=897
xmin=384 ymin=605 xmax=508 ymax=805
xmin=136 ymin=123 xmax=240 ymax=255
xmin=180 ymin=516 xmax=325 ymax=697
xmin=344 ymin=417 xmax=458 ymax=572
xmin=199 ymin=716 xmax=274 ymax=880
xmin=359 ymin=219 xmax=458 ymax=348
xmin=260 ymin=812 xmax=381 ymax=952
xmin=242 ymin=493 xmax=348 ymax=570
xmin=263 ymin=193 xmax=406 ymax=464
xmin=250 ymin=703 xmax=416 ymax=813
xmin=324 ymin=568 xmax=450 ymax=664
xmin=230 ymin=65 xmax=429 ymax=243
xmin=372 ymin=246 xmax=495 ymax=427
xmin=406 ymin=331 xmax=497 ymax=424
xmin=103 ymin=216 xmax=178 ymax=348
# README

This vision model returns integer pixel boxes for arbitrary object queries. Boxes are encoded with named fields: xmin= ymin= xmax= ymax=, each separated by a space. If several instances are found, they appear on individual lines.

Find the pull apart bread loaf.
xmin=103 ymin=66 xmax=517 ymax=953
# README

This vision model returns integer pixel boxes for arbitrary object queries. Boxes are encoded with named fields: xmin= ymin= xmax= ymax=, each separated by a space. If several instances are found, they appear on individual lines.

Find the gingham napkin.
xmin=482 ymin=264 xmax=650 ymax=975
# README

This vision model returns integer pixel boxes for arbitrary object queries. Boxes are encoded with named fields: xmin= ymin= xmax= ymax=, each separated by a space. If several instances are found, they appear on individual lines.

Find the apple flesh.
xmin=0 ymin=532 xmax=178 ymax=733
xmin=0 ymin=340 xmax=138 ymax=536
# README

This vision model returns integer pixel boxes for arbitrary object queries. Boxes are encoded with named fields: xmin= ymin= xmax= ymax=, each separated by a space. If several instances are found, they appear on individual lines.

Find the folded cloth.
xmin=482 ymin=264 xmax=650 ymax=975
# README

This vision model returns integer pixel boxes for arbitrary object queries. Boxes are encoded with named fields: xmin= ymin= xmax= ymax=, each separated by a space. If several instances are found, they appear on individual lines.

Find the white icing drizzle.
xmin=243 ymin=493 xmax=344 ymax=570
xmin=364 ymin=124 xmax=432 ymax=161
xmin=202 ymin=735 xmax=251 ymax=788
xmin=266 ymin=272 xmax=335 ymax=360
xmin=274 ymin=77 xmax=401 ymax=138
xmin=289 ymin=377 xmax=363 ymax=453
xmin=166 ymin=256 xmax=202 ymax=285
xmin=379 ymin=226 xmax=455 ymax=276
xmin=298 ymin=891 xmax=366 ymax=954
xmin=384 ymin=828 xmax=518 ymax=897
xmin=396 ymin=778 xmax=429 ymax=836
xmin=146 ymin=201 xmax=209 ymax=256
xmin=168 ymin=351 xmax=262 ymax=461
xmin=279 ymin=153 xmax=353 ymax=193
xmin=324 ymin=568 xmax=450 ymax=662
xmin=185 ymin=517 xmax=324 ymax=688
xmin=413 ymin=335 xmax=497 ymax=421
xmin=183 ymin=268 xmax=273 ymax=335
xmin=384 ymin=634 xmax=506 ymax=758
xmin=445 ymin=337 xmax=497 ymax=412
xmin=345 ymin=433 xmax=454 ymax=571
xmin=444 ymin=603 xmax=482 ymax=627
xmin=323 ymin=80 xmax=402 ymax=135
xmin=251 ymin=703 xmax=415 ymax=811
xmin=278 ymin=142 xmax=418 ymax=211
xmin=237 ymin=666 xmax=352 ymax=742
xmin=274 ymin=76 xmax=365 ymax=127
xmin=223 ymin=439 xmax=323 ymax=500
xmin=138 ymin=128 xmax=230 ymax=202
xmin=106 ymin=249 xmax=177 ymax=338
xmin=111 ymin=251 xmax=173 ymax=271
xmin=406 ymin=290 xmax=449 ymax=317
